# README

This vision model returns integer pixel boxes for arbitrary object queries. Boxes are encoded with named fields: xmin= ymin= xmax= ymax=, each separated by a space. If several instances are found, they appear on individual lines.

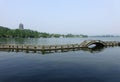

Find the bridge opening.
xmin=88 ymin=43 xmax=105 ymax=49
xmin=118 ymin=43 xmax=120 ymax=46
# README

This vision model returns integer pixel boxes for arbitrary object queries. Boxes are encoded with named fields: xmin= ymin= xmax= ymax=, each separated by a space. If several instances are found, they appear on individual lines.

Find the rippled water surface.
xmin=0 ymin=37 xmax=120 ymax=82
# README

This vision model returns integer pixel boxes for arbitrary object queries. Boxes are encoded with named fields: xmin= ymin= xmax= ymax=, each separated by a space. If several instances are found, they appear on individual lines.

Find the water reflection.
xmin=0 ymin=38 xmax=40 ymax=44
xmin=87 ymin=46 xmax=105 ymax=53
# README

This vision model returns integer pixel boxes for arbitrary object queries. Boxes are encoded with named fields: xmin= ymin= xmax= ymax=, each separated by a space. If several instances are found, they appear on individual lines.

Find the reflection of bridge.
xmin=0 ymin=40 xmax=120 ymax=54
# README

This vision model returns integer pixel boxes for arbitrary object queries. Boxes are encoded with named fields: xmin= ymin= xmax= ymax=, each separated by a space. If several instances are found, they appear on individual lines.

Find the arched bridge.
xmin=80 ymin=40 xmax=106 ymax=48
xmin=0 ymin=40 xmax=119 ymax=54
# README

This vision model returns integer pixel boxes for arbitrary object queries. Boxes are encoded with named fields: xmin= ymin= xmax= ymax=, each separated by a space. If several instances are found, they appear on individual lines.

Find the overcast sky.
xmin=0 ymin=0 xmax=120 ymax=35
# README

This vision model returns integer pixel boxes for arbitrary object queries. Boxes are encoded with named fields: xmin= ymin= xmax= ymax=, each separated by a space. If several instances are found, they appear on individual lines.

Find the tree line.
xmin=0 ymin=26 xmax=88 ymax=38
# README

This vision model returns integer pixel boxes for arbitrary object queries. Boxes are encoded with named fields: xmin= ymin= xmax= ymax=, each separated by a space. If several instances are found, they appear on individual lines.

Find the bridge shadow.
xmin=87 ymin=46 xmax=105 ymax=53
xmin=38 ymin=46 xmax=105 ymax=54
xmin=32 ymin=46 xmax=106 ymax=54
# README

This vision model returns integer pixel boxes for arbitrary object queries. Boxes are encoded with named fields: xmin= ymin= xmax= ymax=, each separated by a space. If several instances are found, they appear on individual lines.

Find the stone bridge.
xmin=0 ymin=40 xmax=120 ymax=53
xmin=80 ymin=40 xmax=119 ymax=48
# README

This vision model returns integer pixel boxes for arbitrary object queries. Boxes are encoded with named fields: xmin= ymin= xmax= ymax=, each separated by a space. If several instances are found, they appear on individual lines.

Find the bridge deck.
xmin=0 ymin=40 xmax=120 ymax=52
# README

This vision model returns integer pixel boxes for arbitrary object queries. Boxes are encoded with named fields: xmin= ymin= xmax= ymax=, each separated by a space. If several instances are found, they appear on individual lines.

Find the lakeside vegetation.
xmin=0 ymin=26 xmax=88 ymax=38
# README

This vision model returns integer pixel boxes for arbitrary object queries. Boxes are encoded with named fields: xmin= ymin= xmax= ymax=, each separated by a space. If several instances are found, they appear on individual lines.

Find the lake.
xmin=0 ymin=37 xmax=120 ymax=82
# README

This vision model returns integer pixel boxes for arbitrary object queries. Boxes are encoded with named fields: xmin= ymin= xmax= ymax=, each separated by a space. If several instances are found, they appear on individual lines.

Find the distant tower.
xmin=19 ymin=23 xmax=24 ymax=30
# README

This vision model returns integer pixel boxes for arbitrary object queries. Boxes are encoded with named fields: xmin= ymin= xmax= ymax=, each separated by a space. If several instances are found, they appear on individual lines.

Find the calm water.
xmin=0 ymin=37 xmax=120 ymax=82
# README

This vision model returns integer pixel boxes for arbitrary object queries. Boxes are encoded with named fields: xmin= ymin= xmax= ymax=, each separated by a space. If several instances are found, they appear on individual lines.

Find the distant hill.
xmin=0 ymin=26 xmax=88 ymax=38
xmin=0 ymin=26 xmax=39 ymax=38
xmin=0 ymin=26 xmax=10 ymax=30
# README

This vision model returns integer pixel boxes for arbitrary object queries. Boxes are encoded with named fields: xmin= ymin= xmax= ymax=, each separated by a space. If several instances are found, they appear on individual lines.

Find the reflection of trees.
xmin=0 ymin=38 xmax=26 ymax=44
xmin=0 ymin=38 xmax=8 ymax=44
xmin=14 ymin=38 xmax=26 ymax=44
xmin=0 ymin=38 xmax=40 ymax=44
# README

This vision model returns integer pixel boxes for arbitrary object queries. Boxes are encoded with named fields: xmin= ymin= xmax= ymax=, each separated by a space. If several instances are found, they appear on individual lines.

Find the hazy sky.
xmin=0 ymin=0 xmax=120 ymax=35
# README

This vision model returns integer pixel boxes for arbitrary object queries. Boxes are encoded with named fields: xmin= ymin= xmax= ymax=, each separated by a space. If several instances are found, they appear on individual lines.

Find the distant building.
xmin=19 ymin=23 xmax=24 ymax=30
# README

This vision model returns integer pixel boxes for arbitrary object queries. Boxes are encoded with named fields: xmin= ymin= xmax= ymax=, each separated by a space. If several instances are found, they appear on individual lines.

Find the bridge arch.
xmin=81 ymin=40 xmax=106 ymax=48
